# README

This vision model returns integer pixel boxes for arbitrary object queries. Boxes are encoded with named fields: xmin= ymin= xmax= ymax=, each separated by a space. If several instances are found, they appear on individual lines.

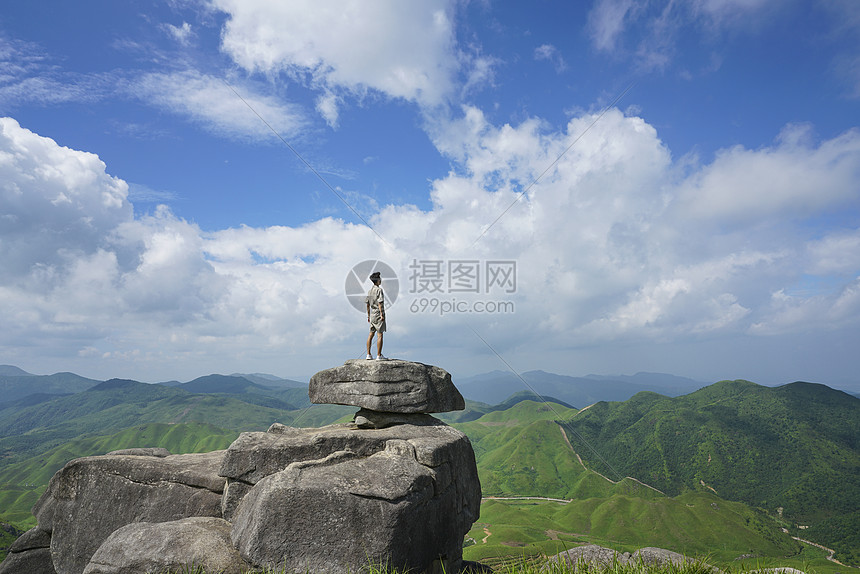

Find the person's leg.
xmin=376 ymin=332 xmax=384 ymax=356
xmin=366 ymin=330 xmax=374 ymax=357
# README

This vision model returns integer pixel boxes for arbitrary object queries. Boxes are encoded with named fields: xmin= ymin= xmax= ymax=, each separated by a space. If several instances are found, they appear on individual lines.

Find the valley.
xmin=0 ymin=366 xmax=857 ymax=571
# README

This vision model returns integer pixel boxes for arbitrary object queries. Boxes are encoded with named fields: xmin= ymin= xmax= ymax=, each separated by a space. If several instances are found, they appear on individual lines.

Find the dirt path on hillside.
xmin=557 ymin=425 xmax=666 ymax=495
xmin=792 ymin=536 xmax=851 ymax=567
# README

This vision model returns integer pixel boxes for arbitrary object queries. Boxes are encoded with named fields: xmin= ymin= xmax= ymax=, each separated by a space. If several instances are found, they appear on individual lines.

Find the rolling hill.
xmin=455 ymin=370 xmax=706 ymax=406
xmin=452 ymin=400 xmax=803 ymax=566
xmin=0 ymin=367 xmax=101 ymax=404
xmin=558 ymin=380 xmax=860 ymax=564
xmin=0 ymin=366 xmax=857 ymax=568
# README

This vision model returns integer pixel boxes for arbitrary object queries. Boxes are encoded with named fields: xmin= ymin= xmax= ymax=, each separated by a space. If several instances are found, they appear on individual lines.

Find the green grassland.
xmin=556 ymin=381 xmax=860 ymax=564
xmin=1 ymin=382 xmax=858 ymax=571
xmin=0 ymin=422 xmax=240 ymax=528
xmin=453 ymin=399 xmax=856 ymax=571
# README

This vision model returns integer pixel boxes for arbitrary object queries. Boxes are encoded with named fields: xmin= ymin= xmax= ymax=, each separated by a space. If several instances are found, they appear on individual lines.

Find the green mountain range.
xmin=558 ymin=380 xmax=860 ymax=564
xmin=0 ymin=368 xmax=856 ymax=570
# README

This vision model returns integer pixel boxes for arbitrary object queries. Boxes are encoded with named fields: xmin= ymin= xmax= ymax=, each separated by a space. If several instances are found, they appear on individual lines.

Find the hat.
xmin=369 ymin=271 xmax=381 ymax=281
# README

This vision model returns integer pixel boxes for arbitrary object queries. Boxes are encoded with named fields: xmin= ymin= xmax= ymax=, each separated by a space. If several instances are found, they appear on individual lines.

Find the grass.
xmin=155 ymin=552 xmax=830 ymax=573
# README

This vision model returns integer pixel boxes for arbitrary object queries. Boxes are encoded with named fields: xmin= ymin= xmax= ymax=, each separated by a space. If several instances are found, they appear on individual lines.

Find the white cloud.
xmin=2 ymin=108 xmax=860 ymax=381
xmin=586 ymin=0 xmax=779 ymax=71
xmin=128 ymin=70 xmax=308 ymax=142
xmin=674 ymin=124 xmax=860 ymax=221
xmin=161 ymin=22 xmax=195 ymax=46
xmin=210 ymin=0 xmax=461 ymax=113
xmin=534 ymin=44 xmax=567 ymax=73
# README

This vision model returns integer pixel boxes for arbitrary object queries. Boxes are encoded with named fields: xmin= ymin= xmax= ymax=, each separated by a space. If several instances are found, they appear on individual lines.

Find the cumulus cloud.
xmin=210 ymin=0 xmax=461 ymax=114
xmin=2 ymin=108 xmax=860 ymax=380
xmin=674 ymin=124 xmax=860 ymax=221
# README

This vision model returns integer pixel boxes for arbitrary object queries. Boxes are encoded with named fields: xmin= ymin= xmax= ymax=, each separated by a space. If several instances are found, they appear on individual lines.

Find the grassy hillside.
xmin=453 ymin=401 xmax=803 ymax=567
xmin=0 ymin=370 xmax=101 ymax=404
xmin=464 ymin=492 xmax=801 ymax=566
xmin=0 ymin=379 xmax=351 ymax=465
xmin=0 ymin=422 xmax=240 ymax=529
xmin=558 ymin=381 xmax=860 ymax=564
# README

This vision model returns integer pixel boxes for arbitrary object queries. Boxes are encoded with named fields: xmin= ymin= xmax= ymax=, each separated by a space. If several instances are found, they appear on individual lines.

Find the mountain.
xmin=453 ymin=400 xmax=802 ymax=566
xmin=0 ymin=422 xmax=240 ymax=529
xmin=456 ymin=369 xmax=706 ymax=406
xmin=0 ymin=365 xmax=32 ymax=376
xmin=560 ymin=380 xmax=860 ymax=564
xmin=231 ymin=372 xmax=307 ymax=388
xmin=0 ymin=370 xmax=102 ymax=404
xmin=0 ymin=378 xmax=350 ymax=466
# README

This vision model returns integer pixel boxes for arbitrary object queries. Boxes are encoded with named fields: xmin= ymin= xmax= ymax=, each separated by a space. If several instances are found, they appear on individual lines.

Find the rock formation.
xmin=0 ymin=359 xmax=481 ymax=574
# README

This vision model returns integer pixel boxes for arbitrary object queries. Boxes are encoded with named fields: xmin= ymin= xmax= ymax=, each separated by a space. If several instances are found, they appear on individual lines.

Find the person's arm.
xmin=366 ymin=300 xmax=371 ymax=322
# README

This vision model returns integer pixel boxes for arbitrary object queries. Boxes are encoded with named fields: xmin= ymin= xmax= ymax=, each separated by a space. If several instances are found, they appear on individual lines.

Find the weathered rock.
xmin=547 ymin=545 xmax=719 ymax=573
xmin=0 ymin=548 xmax=56 ymax=574
xmin=309 ymin=359 xmax=465 ymax=413
xmin=0 ymin=527 xmax=56 ymax=574
xmin=32 ymin=451 xmax=226 ymax=574
xmin=105 ymin=447 xmax=170 ymax=457
xmin=547 ymin=544 xmax=632 ymax=569
xmin=82 ymin=517 xmax=249 ymax=574
xmin=219 ymin=420 xmax=480 ymax=524
xmin=353 ymin=408 xmax=438 ymax=429
xmin=231 ymin=441 xmax=476 ymax=573
xmin=632 ymin=547 xmax=696 ymax=566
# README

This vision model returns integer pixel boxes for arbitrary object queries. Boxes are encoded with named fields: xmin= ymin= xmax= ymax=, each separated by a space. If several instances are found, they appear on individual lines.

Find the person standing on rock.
xmin=365 ymin=271 xmax=388 ymax=360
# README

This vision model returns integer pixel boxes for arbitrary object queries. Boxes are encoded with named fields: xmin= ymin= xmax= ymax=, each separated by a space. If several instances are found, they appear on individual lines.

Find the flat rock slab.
xmin=309 ymin=359 xmax=465 ymax=413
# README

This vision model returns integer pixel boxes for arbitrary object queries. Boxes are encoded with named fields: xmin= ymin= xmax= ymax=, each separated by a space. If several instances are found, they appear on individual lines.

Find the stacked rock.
xmin=0 ymin=359 xmax=481 ymax=574
xmin=226 ymin=359 xmax=480 ymax=573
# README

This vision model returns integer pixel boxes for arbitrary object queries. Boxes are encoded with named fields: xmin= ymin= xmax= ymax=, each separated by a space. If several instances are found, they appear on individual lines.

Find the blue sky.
xmin=1 ymin=0 xmax=859 ymax=390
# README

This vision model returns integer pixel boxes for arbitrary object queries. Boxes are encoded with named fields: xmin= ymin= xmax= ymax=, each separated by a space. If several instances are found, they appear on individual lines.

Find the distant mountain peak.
xmin=0 ymin=365 xmax=34 ymax=376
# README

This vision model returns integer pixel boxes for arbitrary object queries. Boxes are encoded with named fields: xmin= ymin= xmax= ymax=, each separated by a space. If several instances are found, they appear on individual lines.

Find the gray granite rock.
xmin=32 ymin=451 xmax=226 ymax=574
xmin=309 ymin=359 xmax=465 ymax=413
xmin=547 ymin=544 xmax=632 ymax=569
xmin=106 ymin=447 xmax=171 ymax=457
xmin=231 ymin=440 xmax=478 ymax=574
xmin=0 ymin=527 xmax=56 ymax=574
xmin=83 ymin=517 xmax=249 ymax=574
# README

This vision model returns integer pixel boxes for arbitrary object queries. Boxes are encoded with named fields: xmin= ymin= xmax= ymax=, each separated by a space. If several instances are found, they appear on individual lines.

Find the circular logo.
xmin=345 ymin=260 xmax=399 ymax=312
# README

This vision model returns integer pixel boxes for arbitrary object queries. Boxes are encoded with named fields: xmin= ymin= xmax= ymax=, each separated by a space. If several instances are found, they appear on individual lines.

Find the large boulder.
xmin=0 ymin=527 xmax=56 ymax=574
xmin=309 ymin=359 xmax=465 ymax=413
xmin=219 ymin=420 xmax=479 ymax=522
xmin=83 ymin=517 xmax=249 ymax=574
xmin=32 ymin=450 xmax=225 ymax=574
xmin=547 ymin=544 xmax=632 ymax=569
xmin=223 ymin=421 xmax=481 ymax=573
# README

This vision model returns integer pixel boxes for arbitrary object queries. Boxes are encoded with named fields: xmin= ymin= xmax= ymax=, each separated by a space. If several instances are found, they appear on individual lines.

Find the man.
xmin=365 ymin=271 xmax=387 ymax=360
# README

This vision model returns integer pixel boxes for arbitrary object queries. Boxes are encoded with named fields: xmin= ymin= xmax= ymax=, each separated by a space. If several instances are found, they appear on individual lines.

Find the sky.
xmin=1 ymin=1 xmax=859 ymax=390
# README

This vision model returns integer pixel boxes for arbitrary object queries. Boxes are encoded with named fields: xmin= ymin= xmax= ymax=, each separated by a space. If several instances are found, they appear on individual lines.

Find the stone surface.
xmin=0 ymin=547 xmax=56 ymax=574
xmin=547 ymin=545 xmax=719 ymax=573
xmin=231 ymin=445 xmax=475 ymax=573
xmin=0 ymin=527 xmax=56 ymax=574
xmin=547 ymin=544 xmax=632 ymax=569
xmin=32 ymin=451 xmax=226 ymax=574
xmin=353 ymin=408 xmax=438 ymax=429
xmin=83 ymin=517 xmax=249 ymax=574
xmin=106 ymin=447 xmax=170 ymax=457
xmin=309 ymin=359 xmax=465 ymax=413
xmin=223 ymin=421 xmax=481 ymax=573
xmin=631 ymin=547 xmax=698 ymax=566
